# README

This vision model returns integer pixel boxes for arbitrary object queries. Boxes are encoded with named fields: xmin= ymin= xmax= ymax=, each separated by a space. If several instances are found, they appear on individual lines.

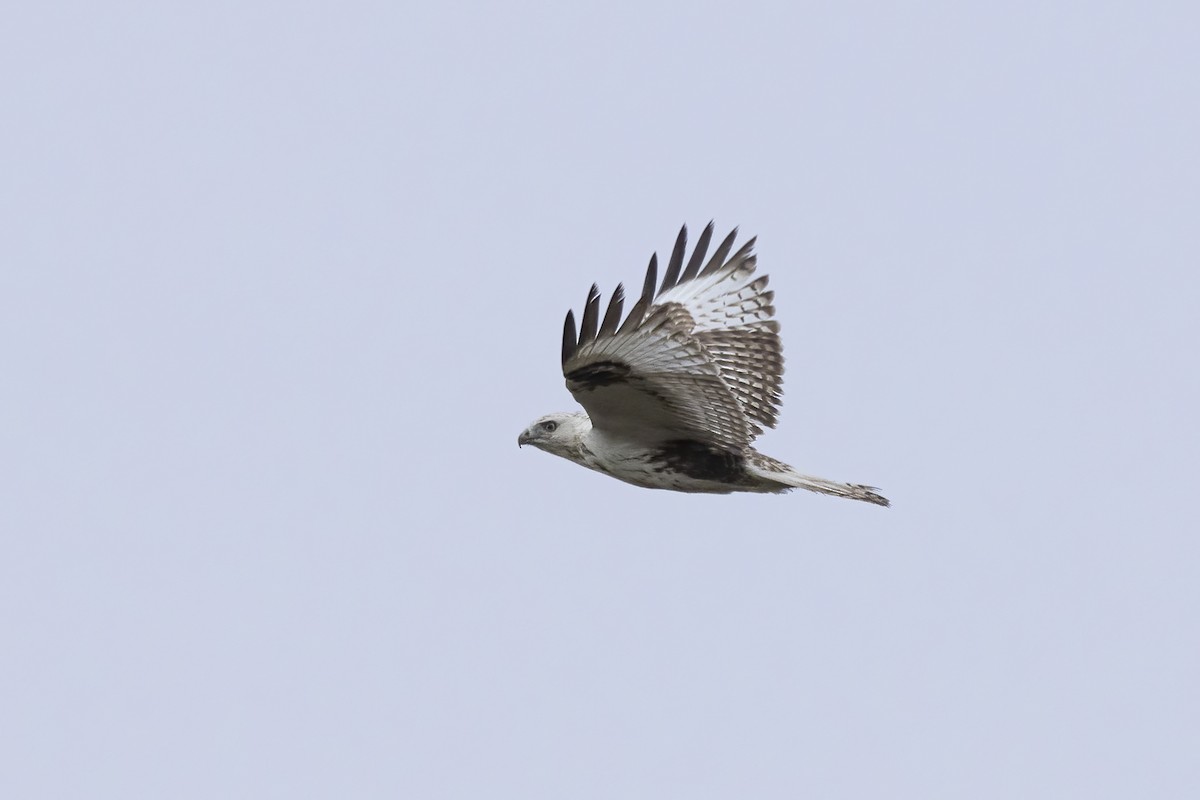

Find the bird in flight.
xmin=518 ymin=223 xmax=888 ymax=506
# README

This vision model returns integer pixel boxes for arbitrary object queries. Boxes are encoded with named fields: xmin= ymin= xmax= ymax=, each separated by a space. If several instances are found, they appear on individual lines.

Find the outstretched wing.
xmin=560 ymin=223 xmax=784 ymax=449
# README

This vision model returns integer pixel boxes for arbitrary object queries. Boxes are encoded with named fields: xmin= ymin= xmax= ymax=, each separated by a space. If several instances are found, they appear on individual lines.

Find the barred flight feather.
xmin=522 ymin=223 xmax=889 ymax=506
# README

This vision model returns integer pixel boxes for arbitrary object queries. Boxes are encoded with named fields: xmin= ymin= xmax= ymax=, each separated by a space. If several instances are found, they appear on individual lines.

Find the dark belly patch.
xmin=652 ymin=440 xmax=745 ymax=483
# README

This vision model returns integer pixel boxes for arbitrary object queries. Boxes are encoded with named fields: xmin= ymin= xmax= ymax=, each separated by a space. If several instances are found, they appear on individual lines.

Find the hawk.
xmin=518 ymin=223 xmax=888 ymax=506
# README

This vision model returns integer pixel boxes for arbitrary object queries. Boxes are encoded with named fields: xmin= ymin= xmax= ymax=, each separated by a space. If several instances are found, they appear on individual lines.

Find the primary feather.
xmin=520 ymin=223 xmax=888 ymax=506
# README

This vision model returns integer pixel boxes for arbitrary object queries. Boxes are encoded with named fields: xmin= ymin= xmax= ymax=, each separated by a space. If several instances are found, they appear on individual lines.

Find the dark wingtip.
xmin=561 ymin=310 xmax=577 ymax=367
xmin=641 ymin=253 xmax=658 ymax=305
xmin=578 ymin=283 xmax=601 ymax=345
xmin=700 ymin=227 xmax=740 ymax=276
xmin=659 ymin=225 xmax=687 ymax=296
xmin=680 ymin=222 xmax=714 ymax=283
xmin=599 ymin=282 xmax=625 ymax=337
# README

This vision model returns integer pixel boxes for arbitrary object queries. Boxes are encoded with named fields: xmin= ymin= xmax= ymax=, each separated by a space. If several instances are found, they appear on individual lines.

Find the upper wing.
xmin=560 ymin=223 xmax=784 ymax=448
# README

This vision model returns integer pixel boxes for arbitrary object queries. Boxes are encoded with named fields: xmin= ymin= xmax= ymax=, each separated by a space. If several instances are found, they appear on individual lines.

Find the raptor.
xmin=518 ymin=223 xmax=888 ymax=506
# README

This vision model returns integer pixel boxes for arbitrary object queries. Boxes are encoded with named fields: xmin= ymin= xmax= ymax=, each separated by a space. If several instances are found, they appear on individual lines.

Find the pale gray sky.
xmin=2 ymin=1 xmax=1198 ymax=797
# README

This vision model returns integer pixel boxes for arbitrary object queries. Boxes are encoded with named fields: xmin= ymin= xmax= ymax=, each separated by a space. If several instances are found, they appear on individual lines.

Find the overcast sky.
xmin=3 ymin=1 xmax=1198 ymax=797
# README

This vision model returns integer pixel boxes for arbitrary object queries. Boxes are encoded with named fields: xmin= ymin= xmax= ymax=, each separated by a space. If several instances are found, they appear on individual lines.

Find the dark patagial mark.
xmin=566 ymin=360 xmax=632 ymax=390
xmin=652 ymin=440 xmax=745 ymax=483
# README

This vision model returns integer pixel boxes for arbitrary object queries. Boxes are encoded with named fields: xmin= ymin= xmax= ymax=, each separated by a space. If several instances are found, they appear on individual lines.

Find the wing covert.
xmin=560 ymin=224 xmax=785 ymax=446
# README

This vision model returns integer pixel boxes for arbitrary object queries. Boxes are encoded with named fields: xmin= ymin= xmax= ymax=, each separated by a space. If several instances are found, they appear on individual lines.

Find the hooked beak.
xmin=518 ymin=430 xmax=532 ymax=447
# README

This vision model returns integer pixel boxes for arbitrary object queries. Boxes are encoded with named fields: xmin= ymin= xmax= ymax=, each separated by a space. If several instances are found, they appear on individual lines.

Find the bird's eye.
xmin=541 ymin=420 xmax=558 ymax=433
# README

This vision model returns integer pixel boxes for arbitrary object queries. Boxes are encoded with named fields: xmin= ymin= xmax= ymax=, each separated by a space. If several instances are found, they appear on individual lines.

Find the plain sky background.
xmin=2 ymin=1 xmax=1198 ymax=797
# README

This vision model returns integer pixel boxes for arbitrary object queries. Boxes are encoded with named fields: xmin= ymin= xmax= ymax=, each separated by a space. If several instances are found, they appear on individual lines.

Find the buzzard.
xmin=518 ymin=223 xmax=888 ymax=506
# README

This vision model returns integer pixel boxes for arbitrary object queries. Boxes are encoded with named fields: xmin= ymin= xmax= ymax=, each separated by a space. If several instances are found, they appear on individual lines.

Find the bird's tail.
xmin=747 ymin=454 xmax=890 ymax=506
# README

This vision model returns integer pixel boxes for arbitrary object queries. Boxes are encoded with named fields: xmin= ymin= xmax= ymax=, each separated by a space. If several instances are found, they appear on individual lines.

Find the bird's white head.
xmin=518 ymin=412 xmax=591 ymax=458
